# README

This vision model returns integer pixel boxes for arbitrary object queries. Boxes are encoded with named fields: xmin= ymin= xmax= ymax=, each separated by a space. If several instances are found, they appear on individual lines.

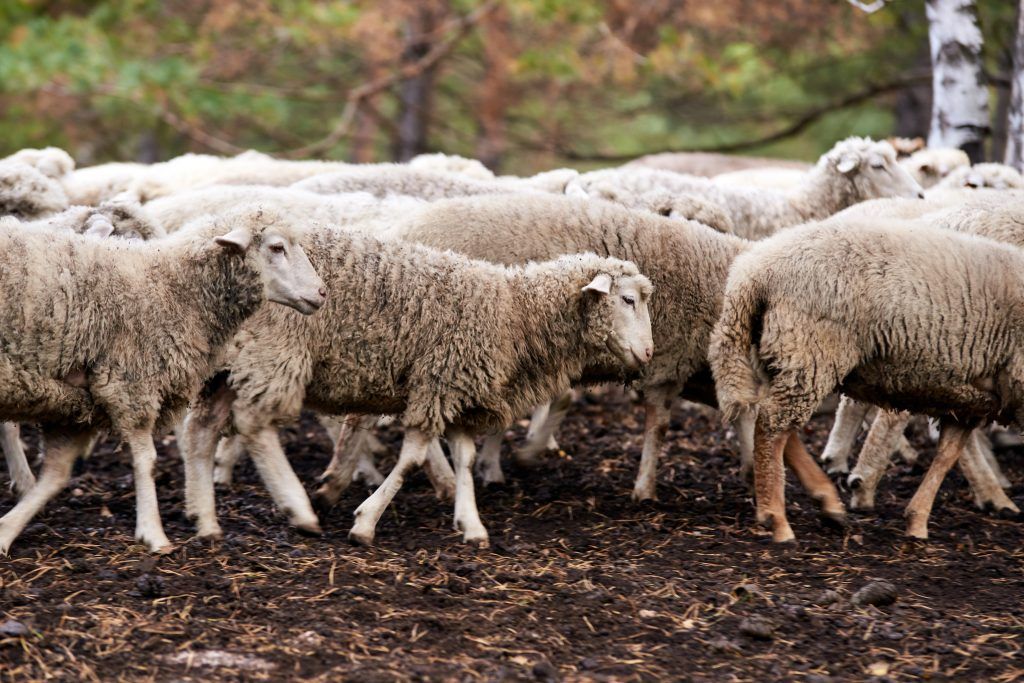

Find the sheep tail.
xmin=709 ymin=277 xmax=769 ymax=424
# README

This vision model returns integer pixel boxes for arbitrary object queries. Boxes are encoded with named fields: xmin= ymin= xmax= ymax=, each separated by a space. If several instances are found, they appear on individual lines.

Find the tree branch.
xmin=276 ymin=0 xmax=500 ymax=159
xmin=542 ymin=74 xmax=933 ymax=163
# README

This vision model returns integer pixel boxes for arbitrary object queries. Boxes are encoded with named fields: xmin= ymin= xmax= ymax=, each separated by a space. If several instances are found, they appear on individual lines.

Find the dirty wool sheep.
xmin=334 ymin=195 xmax=846 ymax=520
xmin=0 ymin=207 xmax=326 ymax=554
xmin=0 ymin=162 xmax=70 ymax=219
xmin=568 ymin=137 xmax=924 ymax=239
xmin=710 ymin=217 xmax=1024 ymax=542
xmin=181 ymin=224 xmax=653 ymax=548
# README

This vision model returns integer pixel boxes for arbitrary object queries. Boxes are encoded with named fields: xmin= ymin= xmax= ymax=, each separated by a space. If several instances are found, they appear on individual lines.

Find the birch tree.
xmin=925 ymin=0 xmax=990 ymax=162
xmin=1006 ymin=1 xmax=1024 ymax=171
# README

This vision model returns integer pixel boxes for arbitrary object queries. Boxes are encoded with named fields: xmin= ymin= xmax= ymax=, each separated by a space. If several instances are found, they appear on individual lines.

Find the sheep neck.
xmin=792 ymin=165 xmax=859 ymax=220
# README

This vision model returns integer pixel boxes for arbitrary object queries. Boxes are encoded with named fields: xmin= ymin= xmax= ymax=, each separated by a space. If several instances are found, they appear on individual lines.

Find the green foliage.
xmin=0 ymin=0 xmax=1016 ymax=171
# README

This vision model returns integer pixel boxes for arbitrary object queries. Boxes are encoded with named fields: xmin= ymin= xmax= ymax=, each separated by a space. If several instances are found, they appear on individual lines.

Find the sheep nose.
xmin=644 ymin=346 xmax=653 ymax=361
xmin=318 ymin=287 xmax=328 ymax=298
xmin=917 ymin=191 xmax=925 ymax=199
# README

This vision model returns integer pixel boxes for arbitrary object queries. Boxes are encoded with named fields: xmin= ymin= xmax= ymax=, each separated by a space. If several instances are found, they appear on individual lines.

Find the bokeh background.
xmin=0 ymin=1 xmax=1018 ymax=173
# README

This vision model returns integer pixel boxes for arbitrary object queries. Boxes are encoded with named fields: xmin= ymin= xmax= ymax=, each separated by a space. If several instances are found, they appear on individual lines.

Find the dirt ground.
xmin=1 ymin=392 xmax=1022 ymax=682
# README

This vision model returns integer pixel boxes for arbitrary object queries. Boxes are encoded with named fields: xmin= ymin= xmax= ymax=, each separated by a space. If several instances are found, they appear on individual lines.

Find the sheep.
xmin=933 ymin=163 xmax=1024 ymax=191
xmin=143 ymin=185 xmax=424 ymax=234
xmin=408 ymin=152 xmax=495 ymax=180
xmin=1 ymin=194 xmax=166 ymax=240
xmin=899 ymin=148 xmax=970 ymax=188
xmin=568 ymin=137 xmax=924 ymax=240
xmin=709 ymin=215 xmax=1024 ymax=542
xmin=563 ymin=182 xmax=734 ymax=233
xmin=62 ymin=162 xmax=148 ymax=206
xmin=711 ymin=168 xmax=807 ymax=191
xmin=292 ymin=166 xmax=544 ymax=200
xmin=818 ymin=197 xmax=1024 ymax=512
xmin=0 ymin=161 xmax=70 ymax=219
xmin=179 ymin=222 xmax=654 ymax=547
xmin=1 ymin=147 xmax=75 ymax=180
xmin=0 ymin=195 xmax=167 ymax=496
xmin=886 ymin=137 xmax=926 ymax=159
xmin=312 ymin=194 xmax=845 ymax=520
xmin=0 ymin=206 xmax=326 ymax=554
xmin=623 ymin=151 xmax=811 ymax=176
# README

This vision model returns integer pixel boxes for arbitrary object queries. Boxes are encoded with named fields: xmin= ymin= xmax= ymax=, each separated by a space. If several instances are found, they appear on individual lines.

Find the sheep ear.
xmin=565 ymin=183 xmax=589 ymax=198
xmin=582 ymin=273 xmax=612 ymax=295
xmin=214 ymin=228 xmax=252 ymax=253
xmin=84 ymin=214 xmax=114 ymax=238
xmin=836 ymin=154 xmax=859 ymax=175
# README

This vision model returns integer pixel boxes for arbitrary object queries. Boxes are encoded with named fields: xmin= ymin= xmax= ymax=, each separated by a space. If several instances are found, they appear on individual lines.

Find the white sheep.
xmin=568 ymin=137 xmax=924 ymax=239
xmin=710 ymin=215 xmax=1024 ymax=542
xmin=623 ymin=151 xmax=811 ymax=176
xmin=933 ymin=163 xmax=1024 ymax=191
xmin=711 ymin=167 xmax=808 ymax=191
xmin=408 ymin=152 xmax=495 ymax=180
xmin=1 ymin=147 xmax=75 ymax=180
xmin=144 ymin=185 xmax=423 ymax=234
xmin=0 ymin=161 xmax=70 ymax=219
xmin=0 ymin=206 xmax=326 ymax=554
xmin=180 ymin=222 xmax=654 ymax=547
xmin=899 ymin=147 xmax=970 ymax=188
xmin=318 ymin=195 xmax=845 ymax=520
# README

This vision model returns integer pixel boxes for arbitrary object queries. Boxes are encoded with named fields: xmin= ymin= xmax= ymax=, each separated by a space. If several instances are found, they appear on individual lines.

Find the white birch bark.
xmin=926 ymin=0 xmax=989 ymax=162
xmin=1005 ymin=1 xmax=1024 ymax=171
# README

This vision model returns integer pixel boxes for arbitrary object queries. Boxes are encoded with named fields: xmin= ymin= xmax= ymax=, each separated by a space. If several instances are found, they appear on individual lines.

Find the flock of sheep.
xmin=0 ymin=135 xmax=1021 ymax=556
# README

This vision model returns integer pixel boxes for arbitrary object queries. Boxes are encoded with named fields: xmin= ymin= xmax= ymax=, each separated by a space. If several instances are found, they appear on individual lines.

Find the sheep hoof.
xmin=819 ymin=509 xmax=848 ymax=529
xmin=311 ymin=492 xmax=339 ymax=515
xmin=347 ymin=529 xmax=375 ymax=547
xmin=630 ymin=486 xmax=656 ymax=503
xmin=994 ymin=505 xmax=1020 ymax=520
xmin=293 ymin=519 xmax=323 ymax=537
xmin=196 ymin=526 xmax=224 ymax=542
xmin=822 ymin=460 xmax=849 ymax=477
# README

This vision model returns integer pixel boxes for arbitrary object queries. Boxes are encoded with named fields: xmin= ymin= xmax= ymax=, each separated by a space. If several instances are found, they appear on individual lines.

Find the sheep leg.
xmin=848 ymin=410 xmax=910 ymax=510
xmin=0 ymin=427 xmax=92 ymax=554
xmin=632 ymin=386 xmax=676 ymax=502
xmin=523 ymin=398 xmax=565 ymax=456
xmin=1 ymin=422 xmax=34 ymax=497
xmin=123 ymin=427 xmax=173 ymax=553
xmin=894 ymin=433 xmax=919 ymax=465
xmin=349 ymin=429 xmax=431 ymax=546
xmin=245 ymin=427 xmax=322 ymax=535
xmin=313 ymin=415 xmax=363 ymax=508
xmin=734 ymin=409 xmax=755 ymax=486
xmin=957 ymin=430 xmax=1018 ymax=514
xmin=819 ymin=396 xmax=868 ymax=475
xmin=753 ymin=415 xmax=794 ymax=543
xmin=517 ymin=389 xmax=572 ymax=465
xmin=782 ymin=433 xmax=846 ymax=525
xmin=476 ymin=432 xmax=506 ymax=486
xmin=905 ymin=423 xmax=972 ymax=539
xmin=448 ymin=430 xmax=489 ymax=546
xmin=423 ymin=438 xmax=456 ymax=502
xmin=977 ymin=430 xmax=1010 ymax=488
xmin=181 ymin=414 xmax=224 ymax=539
xmin=213 ymin=435 xmax=246 ymax=486
xmin=353 ymin=447 xmax=385 ymax=487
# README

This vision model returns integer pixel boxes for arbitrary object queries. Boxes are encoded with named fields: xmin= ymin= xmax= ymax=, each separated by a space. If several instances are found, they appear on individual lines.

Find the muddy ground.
xmin=0 ymin=393 xmax=1022 ymax=682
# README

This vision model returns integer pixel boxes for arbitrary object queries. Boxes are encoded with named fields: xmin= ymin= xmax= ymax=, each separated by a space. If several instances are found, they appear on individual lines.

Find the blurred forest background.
xmin=0 ymin=0 xmax=1019 ymax=174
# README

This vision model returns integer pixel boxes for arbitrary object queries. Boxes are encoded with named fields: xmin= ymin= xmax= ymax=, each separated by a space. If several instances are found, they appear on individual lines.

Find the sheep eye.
xmin=870 ymin=162 xmax=885 ymax=170
xmin=269 ymin=244 xmax=286 ymax=254
xmin=658 ymin=207 xmax=672 ymax=216
xmin=622 ymin=294 xmax=635 ymax=307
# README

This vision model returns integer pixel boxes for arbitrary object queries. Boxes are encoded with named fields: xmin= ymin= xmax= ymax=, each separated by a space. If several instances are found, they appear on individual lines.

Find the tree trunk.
xmin=1005 ymin=0 xmax=1024 ymax=170
xmin=925 ymin=0 xmax=990 ymax=162
xmin=393 ymin=4 xmax=446 ymax=162
xmin=474 ymin=4 xmax=513 ymax=172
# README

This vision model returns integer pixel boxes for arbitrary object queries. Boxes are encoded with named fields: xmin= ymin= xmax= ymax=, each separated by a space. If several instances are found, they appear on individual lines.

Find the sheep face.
xmin=834 ymin=141 xmax=924 ymax=201
xmin=900 ymin=148 xmax=970 ymax=188
xmin=583 ymin=272 xmax=654 ymax=371
xmin=215 ymin=228 xmax=326 ymax=315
